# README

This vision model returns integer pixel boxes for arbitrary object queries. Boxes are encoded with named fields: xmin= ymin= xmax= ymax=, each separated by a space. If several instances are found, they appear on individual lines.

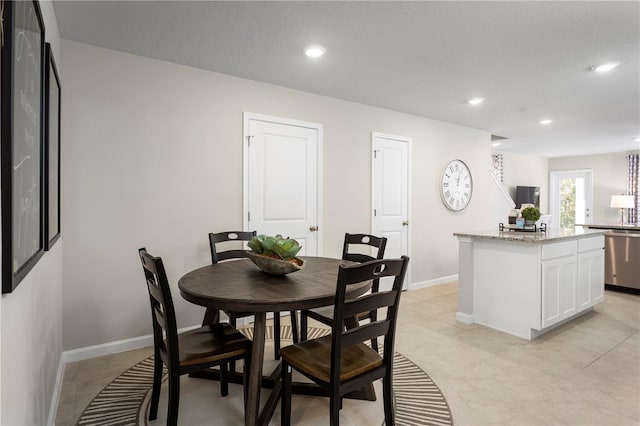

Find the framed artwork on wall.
xmin=44 ymin=42 xmax=61 ymax=250
xmin=1 ymin=0 xmax=46 ymax=293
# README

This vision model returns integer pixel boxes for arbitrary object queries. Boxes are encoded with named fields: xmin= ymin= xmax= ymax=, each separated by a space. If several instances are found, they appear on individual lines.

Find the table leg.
xmin=245 ymin=312 xmax=266 ymax=426
xmin=202 ymin=307 xmax=220 ymax=325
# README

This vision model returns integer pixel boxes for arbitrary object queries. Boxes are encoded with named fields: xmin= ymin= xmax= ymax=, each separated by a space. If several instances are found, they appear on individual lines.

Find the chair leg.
xmin=329 ymin=393 xmax=340 ymax=426
xmin=383 ymin=374 xmax=395 ymax=426
xmin=290 ymin=310 xmax=299 ymax=343
xmin=167 ymin=369 xmax=181 ymax=426
xmin=274 ymin=313 xmax=281 ymax=360
xmin=230 ymin=315 xmax=238 ymax=374
xmin=220 ymin=362 xmax=229 ymax=397
xmin=243 ymin=353 xmax=251 ymax=413
xmin=300 ymin=311 xmax=308 ymax=341
xmin=371 ymin=337 xmax=379 ymax=354
xmin=281 ymin=361 xmax=292 ymax=426
xmin=148 ymin=351 xmax=163 ymax=421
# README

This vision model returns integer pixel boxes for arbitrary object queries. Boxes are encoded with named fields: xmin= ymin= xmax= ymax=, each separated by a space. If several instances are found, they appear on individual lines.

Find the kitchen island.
xmin=454 ymin=227 xmax=606 ymax=340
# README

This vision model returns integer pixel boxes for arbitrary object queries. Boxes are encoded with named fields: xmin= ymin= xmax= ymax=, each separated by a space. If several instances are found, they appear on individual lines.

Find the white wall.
xmin=62 ymin=40 xmax=508 ymax=351
xmin=1 ymin=246 xmax=63 ymax=425
xmin=0 ymin=2 xmax=64 ymax=425
xmin=496 ymin=150 xmax=550 ymax=214
xmin=549 ymin=151 xmax=639 ymax=223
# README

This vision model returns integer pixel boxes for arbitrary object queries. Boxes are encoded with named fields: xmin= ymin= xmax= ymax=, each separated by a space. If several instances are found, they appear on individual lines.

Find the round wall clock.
xmin=440 ymin=159 xmax=473 ymax=211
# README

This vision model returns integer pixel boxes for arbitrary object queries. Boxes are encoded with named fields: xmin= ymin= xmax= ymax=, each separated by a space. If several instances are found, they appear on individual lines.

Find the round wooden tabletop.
xmin=178 ymin=257 xmax=369 ymax=313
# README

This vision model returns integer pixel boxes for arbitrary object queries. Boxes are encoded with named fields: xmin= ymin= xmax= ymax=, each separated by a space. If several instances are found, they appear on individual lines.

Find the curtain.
xmin=628 ymin=153 xmax=639 ymax=224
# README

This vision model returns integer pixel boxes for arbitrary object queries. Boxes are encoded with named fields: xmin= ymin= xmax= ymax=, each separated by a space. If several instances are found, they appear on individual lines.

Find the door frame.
xmin=549 ymin=169 xmax=593 ymax=227
xmin=242 ymin=112 xmax=324 ymax=255
xmin=371 ymin=131 xmax=412 ymax=289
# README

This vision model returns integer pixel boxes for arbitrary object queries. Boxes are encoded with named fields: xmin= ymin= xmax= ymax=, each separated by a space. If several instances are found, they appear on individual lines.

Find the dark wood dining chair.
xmin=280 ymin=256 xmax=410 ymax=426
xmin=138 ymin=248 xmax=252 ymax=426
xmin=208 ymin=231 xmax=299 ymax=362
xmin=300 ymin=233 xmax=387 ymax=351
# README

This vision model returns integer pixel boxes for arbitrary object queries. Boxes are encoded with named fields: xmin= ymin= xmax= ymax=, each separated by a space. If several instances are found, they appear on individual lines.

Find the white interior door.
xmin=550 ymin=170 xmax=593 ymax=228
xmin=372 ymin=132 xmax=410 ymax=290
xmin=244 ymin=113 xmax=322 ymax=256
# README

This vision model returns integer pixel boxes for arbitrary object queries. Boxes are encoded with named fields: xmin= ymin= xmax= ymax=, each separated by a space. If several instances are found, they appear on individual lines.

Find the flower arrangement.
xmin=521 ymin=206 xmax=541 ymax=223
xmin=246 ymin=234 xmax=305 ymax=274
xmin=247 ymin=234 xmax=302 ymax=260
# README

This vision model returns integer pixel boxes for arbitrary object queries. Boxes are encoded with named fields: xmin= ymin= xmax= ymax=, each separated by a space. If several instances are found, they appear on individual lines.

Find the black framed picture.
xmin=1 ymin=0 xmax=46 ymax=293
xmin=44 ymin=42 xmax=61 ymax=250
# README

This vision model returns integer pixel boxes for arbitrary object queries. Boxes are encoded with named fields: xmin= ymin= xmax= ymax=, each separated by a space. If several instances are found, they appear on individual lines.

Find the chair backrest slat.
xmin=340 ymin=256 xmax=406 ymax=284
xmin=342 ymin=252 xmax=375 ymax=263
xmin=146 ymin=279 xmax=164 ymax=305
xmin=342 ymin=233 xmax=387 ymax=263
xmin=209 ymin=231 xmax=257 ymax=264
xmin=343 ymin=291 xmax=397 ymax=318
xmin=139 ymin=248 xmax=180 ymax=369
xmin=341 ymin=320 xmax=391 ymax=348
xmin=330 ymin=256 xmax=409 ymax=384
xmin=152 ymin=305 xmax=168 ymax=331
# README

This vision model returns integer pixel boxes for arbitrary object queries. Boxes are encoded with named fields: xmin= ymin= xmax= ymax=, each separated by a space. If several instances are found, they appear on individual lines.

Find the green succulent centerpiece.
xmin=246 ymin=234 xmax=305 ymax=275
xmin=521 ymin=206 xmax=541 ymax=224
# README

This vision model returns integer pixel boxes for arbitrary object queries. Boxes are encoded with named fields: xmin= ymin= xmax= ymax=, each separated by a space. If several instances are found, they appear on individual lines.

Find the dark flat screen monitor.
xmin=516 ymin=186 xmax=540 ymax=209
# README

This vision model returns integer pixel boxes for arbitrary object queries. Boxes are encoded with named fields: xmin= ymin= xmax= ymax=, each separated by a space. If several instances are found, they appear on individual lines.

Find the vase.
xmin=245 ymin=251 xmax=305 ymax=275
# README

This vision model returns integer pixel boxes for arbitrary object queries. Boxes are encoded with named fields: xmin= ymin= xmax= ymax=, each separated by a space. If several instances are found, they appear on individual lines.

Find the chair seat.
xmin=177 ymin=323 xmax=251 ymax=367
xmin=280 ymin=335 xmax=382 ymax=383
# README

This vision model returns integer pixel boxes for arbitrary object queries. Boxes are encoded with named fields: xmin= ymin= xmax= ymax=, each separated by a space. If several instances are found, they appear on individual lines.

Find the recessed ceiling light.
xmin=468 ymin=97 xmax=485 ymax=105
xmin=591 ymin=62 xmax=620 ymax=72
xmin=538 ymin=119 xmax=553 ymax=125
xmin=635 ymin=137 xmax=640 ymax=142
xmin=491 ymin=142 xmax=501 ymax=147
xmin=304 ymin=45 xmax=326 ymax=58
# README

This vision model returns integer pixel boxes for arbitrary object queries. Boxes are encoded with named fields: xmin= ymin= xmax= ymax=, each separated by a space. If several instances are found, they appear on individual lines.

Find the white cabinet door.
xmin=577 ymin=249 xmax=604 ymax=310
xmin=541 ymin=256 xmax=577 ymax=328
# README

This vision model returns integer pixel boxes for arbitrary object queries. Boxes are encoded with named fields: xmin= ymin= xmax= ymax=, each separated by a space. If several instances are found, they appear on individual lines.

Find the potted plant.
xmin=246 ymin=234 xmax=305 ymax=275
xmin=521 ymin=206 xmax=541 ymax=225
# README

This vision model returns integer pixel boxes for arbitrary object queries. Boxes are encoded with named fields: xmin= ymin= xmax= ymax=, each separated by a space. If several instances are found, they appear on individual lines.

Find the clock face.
xmin=440 ymin=160 xmax=473 ymax=211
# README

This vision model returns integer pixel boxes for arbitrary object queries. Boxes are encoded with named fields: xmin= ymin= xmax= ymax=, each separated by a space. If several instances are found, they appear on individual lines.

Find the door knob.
xmin=309 ymin=226 xmax=318 ymax=232
xmin=402 ymin=220 xmax=409 ymax=226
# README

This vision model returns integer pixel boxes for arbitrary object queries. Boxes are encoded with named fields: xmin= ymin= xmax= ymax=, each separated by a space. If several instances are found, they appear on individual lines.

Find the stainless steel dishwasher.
xmin=605 ymin=230 xmax=640 ymax=293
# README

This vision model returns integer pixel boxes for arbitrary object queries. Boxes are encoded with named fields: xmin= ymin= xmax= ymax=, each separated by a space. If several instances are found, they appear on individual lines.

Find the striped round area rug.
xmin=76 ymin=326 xmax=453 ymax=426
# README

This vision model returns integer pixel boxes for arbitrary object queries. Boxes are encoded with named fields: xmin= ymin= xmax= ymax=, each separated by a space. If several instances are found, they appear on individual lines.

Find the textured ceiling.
xmin=53 ymin=1 xmax=640 ymax=158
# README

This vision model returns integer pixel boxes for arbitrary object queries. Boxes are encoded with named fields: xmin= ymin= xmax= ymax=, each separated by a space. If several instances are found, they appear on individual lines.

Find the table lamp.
xmin=610 ymin=195 xmax=634 ymax=224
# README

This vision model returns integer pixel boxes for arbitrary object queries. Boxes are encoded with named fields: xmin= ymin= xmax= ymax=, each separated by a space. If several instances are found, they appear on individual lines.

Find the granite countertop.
xmin=577 ymin=223 xmax=640 ymax=232
xmin=453 ymin=227 xmax=606 ymax=243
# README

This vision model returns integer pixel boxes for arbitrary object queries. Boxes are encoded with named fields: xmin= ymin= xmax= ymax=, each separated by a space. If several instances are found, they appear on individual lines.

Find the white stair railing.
xmin=490 ymin=168 xmax=516 ymax=209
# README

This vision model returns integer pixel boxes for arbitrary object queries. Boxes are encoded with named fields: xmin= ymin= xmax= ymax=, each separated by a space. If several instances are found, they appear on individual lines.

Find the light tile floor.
xmin=56 ymin=283 xmax=640 ymax=425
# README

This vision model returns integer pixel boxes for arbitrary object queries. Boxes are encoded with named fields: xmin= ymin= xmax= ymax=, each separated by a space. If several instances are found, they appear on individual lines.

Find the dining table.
xmin=178 ymin=256 xmax=373 ymax=426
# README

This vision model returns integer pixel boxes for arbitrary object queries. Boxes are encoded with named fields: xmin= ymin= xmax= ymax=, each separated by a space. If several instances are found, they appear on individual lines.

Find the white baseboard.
xmin=60 ymin=311 xmax=293 ymax=364
xmin=62 ymin=324 xmax=200 ymax=364
xmin=50 ymin=324 xmax=202 ymax=425
xmin=47 ymin=356 xmax=66 ymax=426
xmin=62 ymin=334 xmax=153 ymax=364
xmin=456 ymin=312 xmax=474 ymax=324
xmin=408 ymin=274 xmax=458 ymax=291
